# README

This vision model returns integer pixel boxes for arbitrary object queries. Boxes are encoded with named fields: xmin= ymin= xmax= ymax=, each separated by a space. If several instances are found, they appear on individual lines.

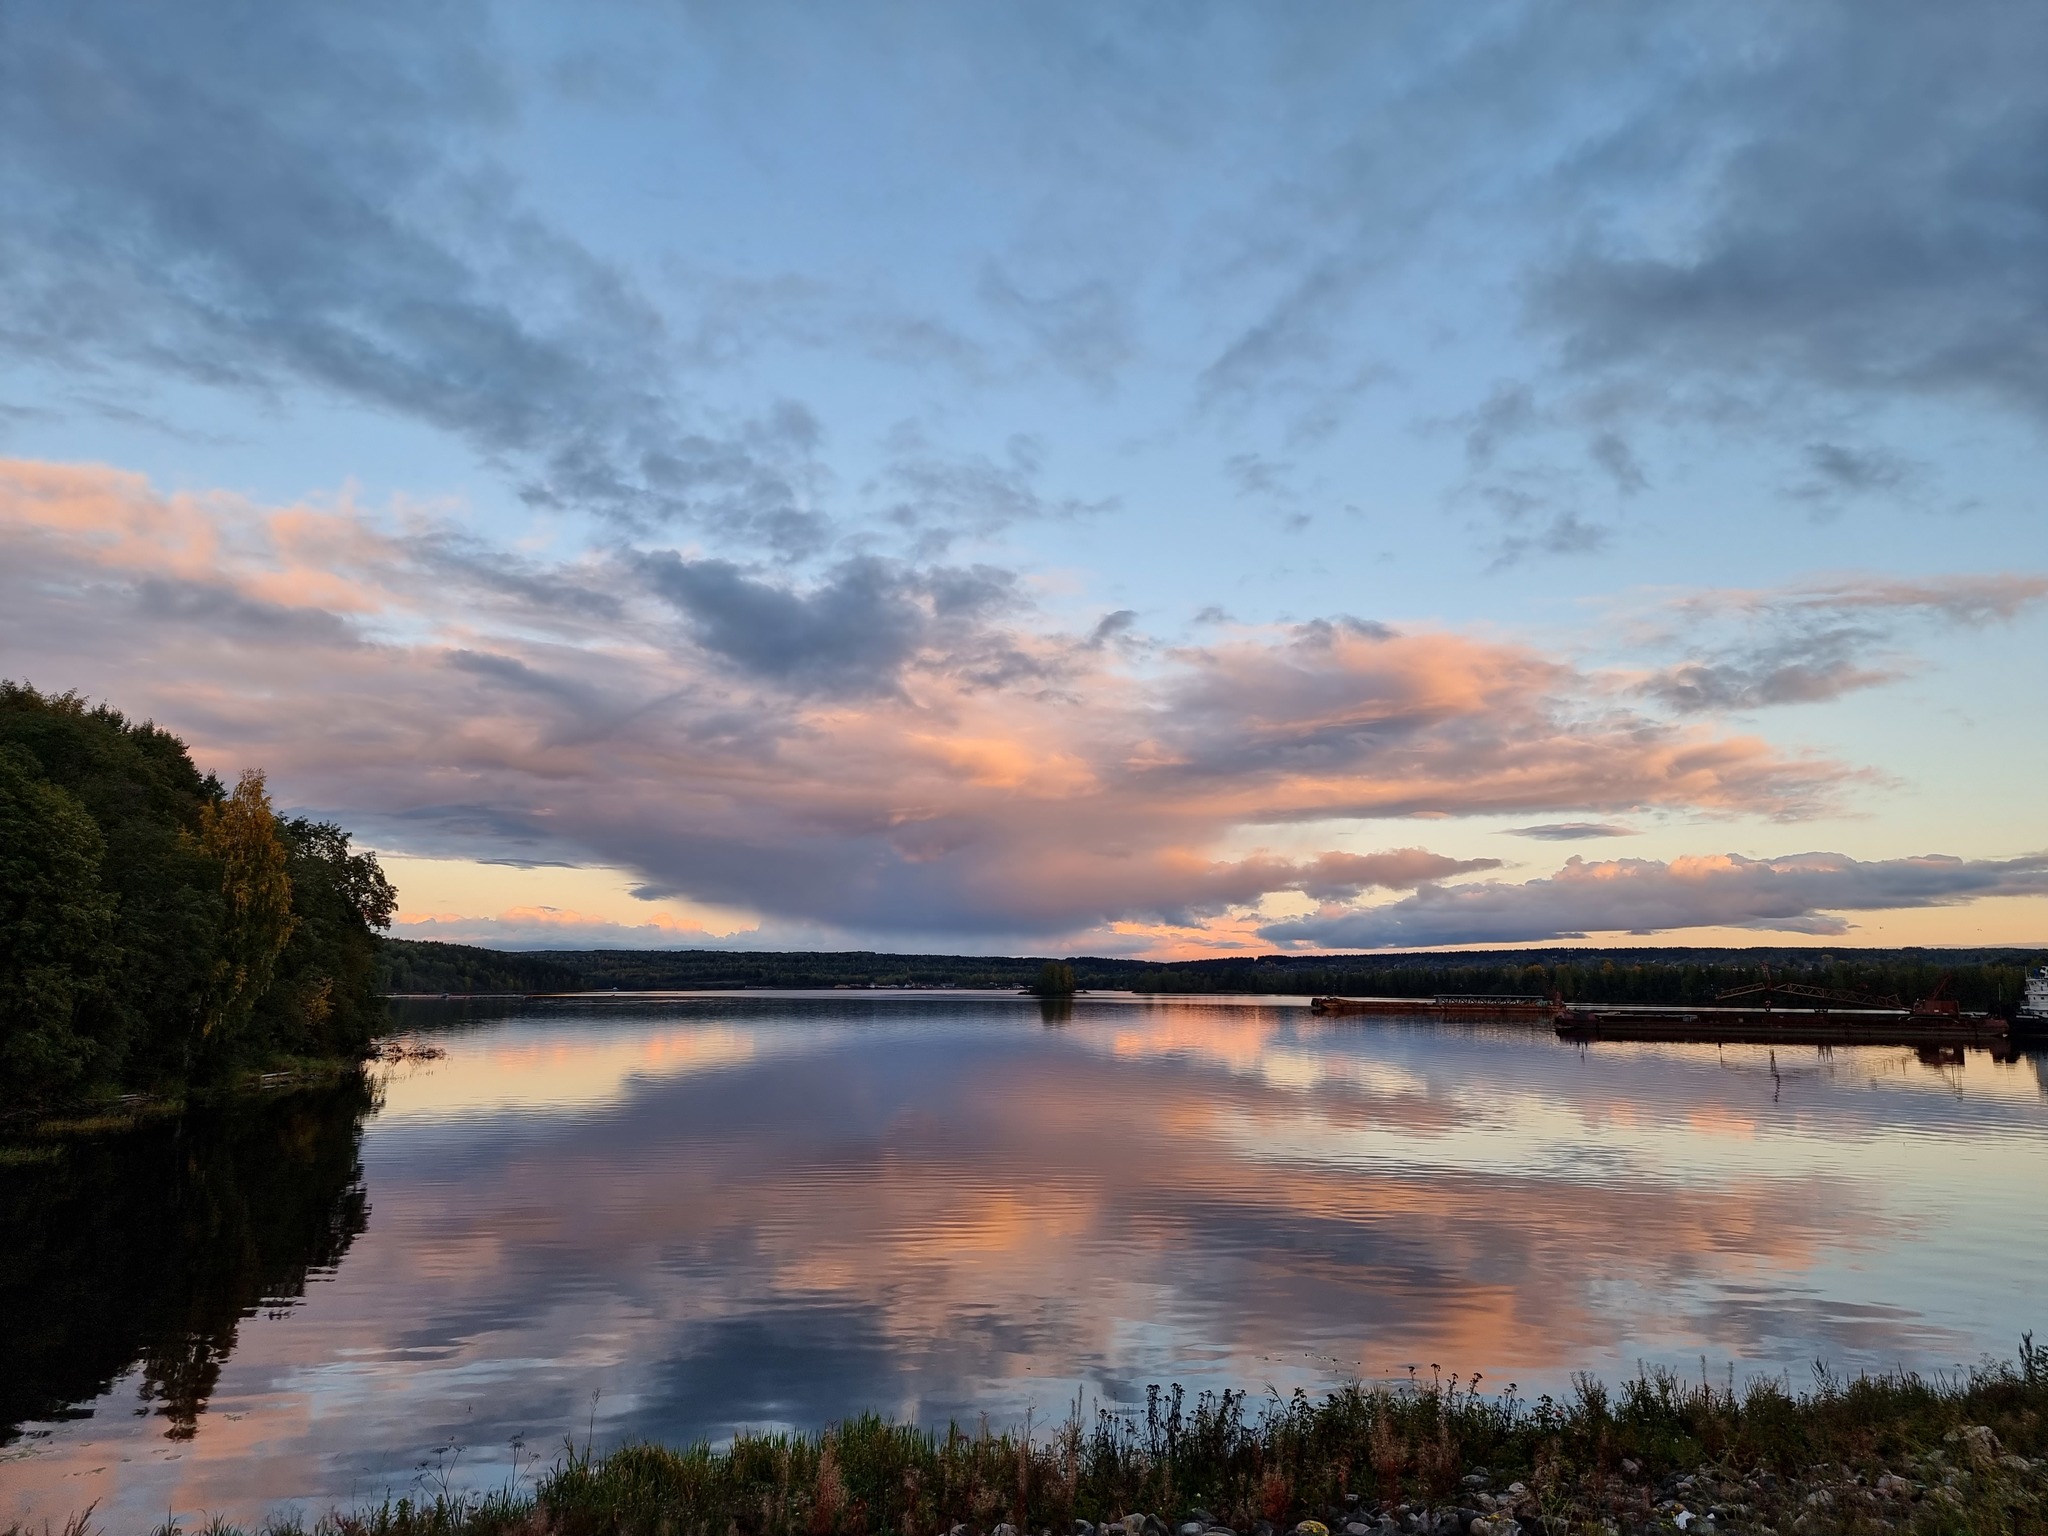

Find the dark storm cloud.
xmin=1263 ymin=851 xmax=2048 ymax=949
xmin=0 ymin=1 xmax=826 ymax=552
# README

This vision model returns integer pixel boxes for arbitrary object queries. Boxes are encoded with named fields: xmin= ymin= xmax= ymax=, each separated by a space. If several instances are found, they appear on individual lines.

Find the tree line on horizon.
xmin=1 ymin=682 xmax=397 ymax=1108
xmin=376 ymin=936 xmax=2044 ymax=1010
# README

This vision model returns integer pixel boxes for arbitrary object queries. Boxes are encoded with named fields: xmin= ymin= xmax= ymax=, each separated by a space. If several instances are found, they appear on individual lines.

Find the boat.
xmin=2014 ymin=966 xmax=2048 ymax=1041
xmin=1311 ymin=993 xmax=1556 ymax=1019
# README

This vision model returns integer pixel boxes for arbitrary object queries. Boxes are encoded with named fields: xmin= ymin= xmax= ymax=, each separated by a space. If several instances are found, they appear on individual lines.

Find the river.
xmin=4 ymin=993 xmax=2044 ymax=1530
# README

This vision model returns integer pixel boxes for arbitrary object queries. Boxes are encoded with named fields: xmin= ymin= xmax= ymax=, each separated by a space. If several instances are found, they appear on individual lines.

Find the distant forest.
xmin=378 ymin=938 xmax=2045 ymax=1012
xmin=1 ymin=683 xmax=396 ymax=1107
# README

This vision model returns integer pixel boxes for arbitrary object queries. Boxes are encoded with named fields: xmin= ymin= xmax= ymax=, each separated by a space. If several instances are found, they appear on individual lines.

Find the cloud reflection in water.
xmin=5 ymin=996 xmax=2045 ymax=1533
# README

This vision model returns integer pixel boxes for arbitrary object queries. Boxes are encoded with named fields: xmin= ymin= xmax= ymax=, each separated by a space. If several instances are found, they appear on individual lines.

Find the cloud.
xmin=0 ymin=459 xmax=1874 ymax=946
xmin=1534 ymin=2 xmax=2048 ymax=427
xmin=873 ymin=429 xmax=1117 ymax=552
xmin=978 ymin=263 xmax=1135 ymax=386
xmin=1799 ymin=443 xmax=1916 ymax=498
xmin=1628 ymin=572 xmax=2048 ymax=712
xmin=1505 ymin=823 xmax=1638 ymax=841
xmin=636 ymin=553 xmax=1027 ymax=699
xmin=1262 ymin=850 xmax=2048 ymax=949
xmin=0 ymin=2 xmax=837 ymax=551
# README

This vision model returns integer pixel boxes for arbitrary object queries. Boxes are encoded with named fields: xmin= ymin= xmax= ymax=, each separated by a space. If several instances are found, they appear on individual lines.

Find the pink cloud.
xmin=1 ymin=459 xmax=1887 ymax=947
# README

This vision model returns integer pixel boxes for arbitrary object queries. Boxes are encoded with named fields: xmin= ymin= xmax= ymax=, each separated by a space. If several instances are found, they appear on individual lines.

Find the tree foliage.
xmin=0 ymin=682 xmax=394 ymax=1106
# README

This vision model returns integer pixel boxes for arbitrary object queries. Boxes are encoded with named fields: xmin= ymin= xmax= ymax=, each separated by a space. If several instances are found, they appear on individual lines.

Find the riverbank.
xmin=0 ymin=1042 xmax=441 ymax=1141
xmin=32 ymin=1343 xmax=2044 ymax=1536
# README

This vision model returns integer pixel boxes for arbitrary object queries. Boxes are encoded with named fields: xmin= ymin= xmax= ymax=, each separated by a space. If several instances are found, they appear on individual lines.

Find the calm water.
xmin=5 ymin=993 xmax=2046 ymax=1529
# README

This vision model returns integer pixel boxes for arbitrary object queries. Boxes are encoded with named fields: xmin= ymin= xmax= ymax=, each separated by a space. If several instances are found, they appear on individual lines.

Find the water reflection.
xmin=3 ymin=998 xmax=2045 ymax=1533
xmin=1 ymin=1077 xmax=373 ymax=1443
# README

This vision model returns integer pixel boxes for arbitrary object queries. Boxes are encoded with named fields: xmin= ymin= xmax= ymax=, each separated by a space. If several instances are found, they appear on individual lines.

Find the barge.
xmin=1555 ymin=1004 xmax=2008 ymax=1046
xmin=1311 ymin=993 xmax=1556 ymax=1019
xmin=1557 ymin=973 xmax=2011 ymax=1047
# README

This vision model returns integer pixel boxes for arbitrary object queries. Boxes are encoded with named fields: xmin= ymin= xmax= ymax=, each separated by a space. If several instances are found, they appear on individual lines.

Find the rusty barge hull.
xmin=1556 ymin=1006 xmax=2008 ymax=1046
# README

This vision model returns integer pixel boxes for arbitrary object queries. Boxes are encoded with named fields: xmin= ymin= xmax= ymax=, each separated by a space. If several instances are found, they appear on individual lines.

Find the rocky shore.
xmin=1051 ymin=1421 xmax=2045 ymax=1536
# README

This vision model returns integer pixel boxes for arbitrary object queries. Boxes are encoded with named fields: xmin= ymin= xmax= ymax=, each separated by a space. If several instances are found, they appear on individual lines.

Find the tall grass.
xmin=18 ymin=1341 xmax=2047 ymax=1536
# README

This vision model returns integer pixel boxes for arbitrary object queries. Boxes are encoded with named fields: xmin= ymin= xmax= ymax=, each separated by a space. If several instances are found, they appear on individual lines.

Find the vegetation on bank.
xmin=376 ymin=938 xmax=2045 ymax=1013
xmin=40 ymin=1341 xmax=2046 ymax=1536
xmin=0 ymin=683 xmax=395 ymax=1110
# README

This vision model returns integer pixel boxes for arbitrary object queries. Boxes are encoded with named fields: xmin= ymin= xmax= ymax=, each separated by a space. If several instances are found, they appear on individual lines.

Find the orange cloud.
xmin=0 ymin=459 xmax=1872 ymax=950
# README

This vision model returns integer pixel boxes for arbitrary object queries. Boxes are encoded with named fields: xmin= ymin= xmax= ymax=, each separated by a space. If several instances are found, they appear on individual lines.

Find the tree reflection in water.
xmin=0 ymin=1076 xmax=374 ymax=1442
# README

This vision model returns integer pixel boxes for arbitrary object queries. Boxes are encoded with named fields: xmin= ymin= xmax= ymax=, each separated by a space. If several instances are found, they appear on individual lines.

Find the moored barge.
xmin=1554 ymin=1004 xmax=2008 ymax=1046
xmin=1311 ymin=993 xmax=1556 ymax=1019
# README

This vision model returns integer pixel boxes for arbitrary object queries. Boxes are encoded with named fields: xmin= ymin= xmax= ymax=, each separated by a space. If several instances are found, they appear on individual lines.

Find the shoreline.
xmin=14 ymin=1347 xmax=2044 ymax=1536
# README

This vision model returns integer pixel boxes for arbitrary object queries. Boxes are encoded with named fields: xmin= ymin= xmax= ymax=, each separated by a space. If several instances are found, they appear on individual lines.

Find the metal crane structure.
xmin=1713 ymin=978 xmax=1904 ymax=1011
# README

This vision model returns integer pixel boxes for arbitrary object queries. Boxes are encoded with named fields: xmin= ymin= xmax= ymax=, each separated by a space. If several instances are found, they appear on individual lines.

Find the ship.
xmin=2015 ymin=966 xmax=2048 ymax=1041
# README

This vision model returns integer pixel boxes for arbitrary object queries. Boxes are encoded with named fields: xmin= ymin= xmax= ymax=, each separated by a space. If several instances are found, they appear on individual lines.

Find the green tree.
xmin=0 ymin=747 xmax=119 ymax=1096
xmin=1 ymin=682 xmax=225 ymax=1087
xmin=1032 ymin=960 xmax=1077 ymax=996
xmin=259 ymin=818 xmax=397 ymax=1061
xmin=195 ymin=771 xmax=297 ymax=1065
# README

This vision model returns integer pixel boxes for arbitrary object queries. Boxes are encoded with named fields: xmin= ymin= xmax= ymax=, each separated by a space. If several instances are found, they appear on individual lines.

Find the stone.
xmin=1344 ymin=1523 xmax=1372 ymax=1536
xmin=1182 ymin=1523 xmax=1207 ymax=1536
xmin=2000 ymin=1454 xmax=2033 ymax=1473
xmin=1948 ymin=1425 xmax=2002 ymax=1467
xmin=1074 ymin=1524 xmax=1096 ymax=1536
xmin=1294 ymin=1524 xmax=1329 ymax=1536
xmin=1461 ymin=1475 xmax=1489 ymax=1489
xmin=994 ymin=1524 xmax=1019 ymax=1536
xmin=1506 ymin=1484 xmax=1527 ymax=1498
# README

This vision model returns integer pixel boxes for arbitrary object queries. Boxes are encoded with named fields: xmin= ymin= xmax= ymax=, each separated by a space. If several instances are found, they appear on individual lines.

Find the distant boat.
xmin=2015 ymin=965 xmax=2048 ymax=1040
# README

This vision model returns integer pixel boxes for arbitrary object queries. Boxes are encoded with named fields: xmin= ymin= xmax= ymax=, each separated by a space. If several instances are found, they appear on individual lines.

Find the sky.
xmin=3 ymin=0 xmax=2047 ymax=958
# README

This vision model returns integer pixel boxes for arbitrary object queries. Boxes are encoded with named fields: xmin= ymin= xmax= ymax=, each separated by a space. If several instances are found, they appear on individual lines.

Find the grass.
xmin=12 ymin=1342 xmax=2048 ymax=1536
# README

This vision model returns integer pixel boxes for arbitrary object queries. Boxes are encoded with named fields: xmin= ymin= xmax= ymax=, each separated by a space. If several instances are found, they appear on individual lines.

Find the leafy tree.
xmin=1 ymin=682 xmax=397 ymax=1104
xmin=258 ymin=817 xmax=398 ymax=1061
xmin=195 ymin=770 xmax=297 ymax=1065
xmin=0 ymin=747 xmax=118 ymax=1095
xmin=1032 ymin=960 xmax=1077 ymax=996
